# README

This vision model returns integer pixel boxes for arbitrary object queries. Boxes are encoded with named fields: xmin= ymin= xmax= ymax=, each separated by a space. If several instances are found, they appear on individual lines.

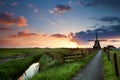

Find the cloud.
xmin=110 ymin=40 xmax=120 ymax=42
xmin=34 ymin=8 xmax=39 ymax=13
xmin=49 ymin=4 xmax=72 ymax=15
xmin=84 ymin=0 xmax=120 ymax=10
xmin=0 ymin=39 xmax=12 ymax=46
xmin=54 ymin=4 xmax=72 ymax=14
xmin=12 ymin=2 xmax=18 ymax=6
xmin=70 ymin=23 xmax=120 ymax=45
xmin=0 ymin=12 xmax=27 ymax=27
xmin=0 ymin=27 xmax=15 ymax=30
xmin=0 ymin=1 xmax=5 ymax=5
xmin=28 ymin=4 xmax=39 ymax=13
xmin=8 ymin=29 xmax=38 ymax=38
xmin=48 ymin=10 xmax=55 ymax=14
xmin=28 ymin=4 xmax=33 ymax=8
xmin=98 ymin=16 xmax=120 ymax=23
xmin=51 ymin=34 xmax=67 ymax=38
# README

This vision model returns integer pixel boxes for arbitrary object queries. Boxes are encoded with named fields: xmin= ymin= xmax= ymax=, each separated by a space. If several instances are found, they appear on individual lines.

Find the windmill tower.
xmin=88 ymin=32 xmax=106 ymax=49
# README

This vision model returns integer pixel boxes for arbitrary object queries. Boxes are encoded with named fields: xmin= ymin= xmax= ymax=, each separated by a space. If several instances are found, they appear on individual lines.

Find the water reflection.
xmin=18 ymin=62 xmax=39 ymax=80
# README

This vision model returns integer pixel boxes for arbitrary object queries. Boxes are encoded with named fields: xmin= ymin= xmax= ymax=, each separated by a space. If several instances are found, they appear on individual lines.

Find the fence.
xmin=104 ymin=49 xmax=120 ymax=77
xmin=45 ymin=48 xmax=95 ymax=63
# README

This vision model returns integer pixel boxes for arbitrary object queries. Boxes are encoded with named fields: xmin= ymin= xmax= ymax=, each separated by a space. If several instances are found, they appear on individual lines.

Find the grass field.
xmin=0 ymin=48 xmax=70 ymax=59
xmin=0 ymin=48 xmax=95 ymax=80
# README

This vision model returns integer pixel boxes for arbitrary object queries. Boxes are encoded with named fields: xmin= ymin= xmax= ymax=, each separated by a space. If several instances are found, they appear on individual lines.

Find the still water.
xmin=18 ymin=62 xmax=39 ymax=80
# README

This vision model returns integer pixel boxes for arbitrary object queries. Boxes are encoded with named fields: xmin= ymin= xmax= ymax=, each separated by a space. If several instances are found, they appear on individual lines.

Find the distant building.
xmin=106 ymin=45 xmax=116 ymax=50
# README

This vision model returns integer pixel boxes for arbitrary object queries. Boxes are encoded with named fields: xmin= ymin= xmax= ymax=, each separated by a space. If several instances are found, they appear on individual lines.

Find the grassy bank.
xmin=30 ymin=51 xmax=96 ymax=80
xmin=102 ymin=51 xmax=119 ymax=80
xmin=0 ymin=55 xmax=42 ymax=80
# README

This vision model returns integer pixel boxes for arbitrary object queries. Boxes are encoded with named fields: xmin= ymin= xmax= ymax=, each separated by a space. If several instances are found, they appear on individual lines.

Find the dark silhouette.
xmin=88 ymin=32 xmax=106 ymax=49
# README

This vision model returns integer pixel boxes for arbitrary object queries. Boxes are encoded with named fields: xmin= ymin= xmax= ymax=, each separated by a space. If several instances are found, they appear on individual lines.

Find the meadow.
xmin=0 ymin=48 xmax=96 ymax=80
xmin=0 ymin=48 xmax=70 ymax=59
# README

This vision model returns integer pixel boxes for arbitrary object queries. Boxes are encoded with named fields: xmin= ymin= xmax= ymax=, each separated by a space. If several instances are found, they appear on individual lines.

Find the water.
xmin=18 ymin=62 xmax=39 ymax=80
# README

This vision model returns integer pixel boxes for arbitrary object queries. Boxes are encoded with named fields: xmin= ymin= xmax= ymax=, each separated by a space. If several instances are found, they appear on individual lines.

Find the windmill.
xmin=88 ymin=32 xmax=107 ymax=49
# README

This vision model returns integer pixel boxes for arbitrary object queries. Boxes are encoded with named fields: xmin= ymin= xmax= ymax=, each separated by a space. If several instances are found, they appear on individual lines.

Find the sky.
xmin=0 ymin=0 xmax=120 ymax=48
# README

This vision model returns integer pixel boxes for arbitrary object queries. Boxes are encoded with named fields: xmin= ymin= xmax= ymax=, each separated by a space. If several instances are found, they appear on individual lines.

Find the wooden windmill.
xmin=88 ymin=32 xmax=107 ymax=49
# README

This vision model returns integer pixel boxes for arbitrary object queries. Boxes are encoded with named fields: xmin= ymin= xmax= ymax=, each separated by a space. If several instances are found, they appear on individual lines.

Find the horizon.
xmin=0 ymin=0 xmax=120 ymax=48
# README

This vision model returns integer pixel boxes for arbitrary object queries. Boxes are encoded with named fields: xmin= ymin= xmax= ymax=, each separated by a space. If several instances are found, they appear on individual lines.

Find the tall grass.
xmin=0 ymin=55 xmax=42 ymax=80
xmin=30 ymin=51 xmax=96 ymax=80
xmin=102 ymin=51 xmax=119 ymax=80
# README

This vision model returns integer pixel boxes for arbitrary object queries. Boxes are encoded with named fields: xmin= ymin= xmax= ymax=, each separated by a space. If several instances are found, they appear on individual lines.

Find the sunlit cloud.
xmin=0 ymin=12 xmax=28 ymax=27
xmin=51 ymin=34 xmax=67 ymax=38
xmin=8 ymin=29 xmax=38 ymax=38
xmin=0 ymin=27 xmax=15 ymax=31
xmin=48 ymin=10 xmax=55 ymax=14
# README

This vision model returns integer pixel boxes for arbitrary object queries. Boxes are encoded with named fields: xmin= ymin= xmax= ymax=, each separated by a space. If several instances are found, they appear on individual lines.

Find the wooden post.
xmin=81 ymin=50 xmax=85 ymax=58
xmin=113 ymin=53 xmax=119 ymax=77
xmin=107 ymin=50 xmax=110 ymax=61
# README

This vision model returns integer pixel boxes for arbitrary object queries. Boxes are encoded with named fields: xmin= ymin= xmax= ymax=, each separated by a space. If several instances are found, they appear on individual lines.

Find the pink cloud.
xmin=8 ymin=29 xmax=39 ymax=38
xmin=34 ymin=8 xmax=39 ymax=13
xmin=0 ymin=12 xmax=28 ymax=27
xmin=0 ymin=27 xmax=15 ymax=30
xmin=12 ymin=2 xmax=18 ymax=6
xmin=28 ymin=4 xmax=33 ymax=8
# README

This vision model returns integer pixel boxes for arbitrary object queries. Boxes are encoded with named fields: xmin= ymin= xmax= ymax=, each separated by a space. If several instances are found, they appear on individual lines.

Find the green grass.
xmin=30 ymin=51 xmax=96 ymax=80
xmin=0 ymin=55 xmax=42 ymax=80
xmin=102 ymin=51 xmax=120 ymax=80
xmin=0 ymin=48 xmax=70 ymax=59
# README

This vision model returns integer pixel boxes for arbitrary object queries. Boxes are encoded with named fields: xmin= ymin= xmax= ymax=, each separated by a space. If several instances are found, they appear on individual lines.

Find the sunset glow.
xmin=0 ymin=0 xmax=120 ymax=48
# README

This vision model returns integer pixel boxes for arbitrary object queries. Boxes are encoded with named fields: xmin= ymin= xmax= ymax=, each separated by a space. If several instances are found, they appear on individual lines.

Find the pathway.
xmin=72 ymin=50 xmax=103 ymax=80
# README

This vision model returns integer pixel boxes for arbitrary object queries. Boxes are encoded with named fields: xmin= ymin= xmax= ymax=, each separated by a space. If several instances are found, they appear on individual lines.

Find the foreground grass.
xmin=0 ymin=55 xmax=42 ymax=80
xmin=30 ymin=51 xmax=96 ymax=80
xmin=102 ymin=51 xmax=119 ymax=80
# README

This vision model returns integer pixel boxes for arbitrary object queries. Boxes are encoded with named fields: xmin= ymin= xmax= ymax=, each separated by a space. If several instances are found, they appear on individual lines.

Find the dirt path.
xmin=72 ymin=50 xmax=103 ymax=80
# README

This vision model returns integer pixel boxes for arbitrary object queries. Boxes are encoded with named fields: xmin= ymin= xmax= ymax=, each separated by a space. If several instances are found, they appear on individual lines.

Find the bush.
xmin=39 ymin=55 xmax=59 ymax=71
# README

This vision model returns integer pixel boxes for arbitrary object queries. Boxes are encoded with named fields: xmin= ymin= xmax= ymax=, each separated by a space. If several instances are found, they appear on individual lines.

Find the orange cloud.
xmin=0 ymin=12 xmax=27 ymax=27
xmin=8 ymin=29 xmax=38 ymax=38
xmin=0 ymin=27 xmax=15 ymax=30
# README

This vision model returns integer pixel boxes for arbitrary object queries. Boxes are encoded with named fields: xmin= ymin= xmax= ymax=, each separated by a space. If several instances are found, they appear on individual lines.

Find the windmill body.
xmin=88 ymin=33 xmax=106 ymax=49
xmin=93 ymin=40 xmax=101 ymax=49
xmin=93 ymin=33 xmax=101 ymax=49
